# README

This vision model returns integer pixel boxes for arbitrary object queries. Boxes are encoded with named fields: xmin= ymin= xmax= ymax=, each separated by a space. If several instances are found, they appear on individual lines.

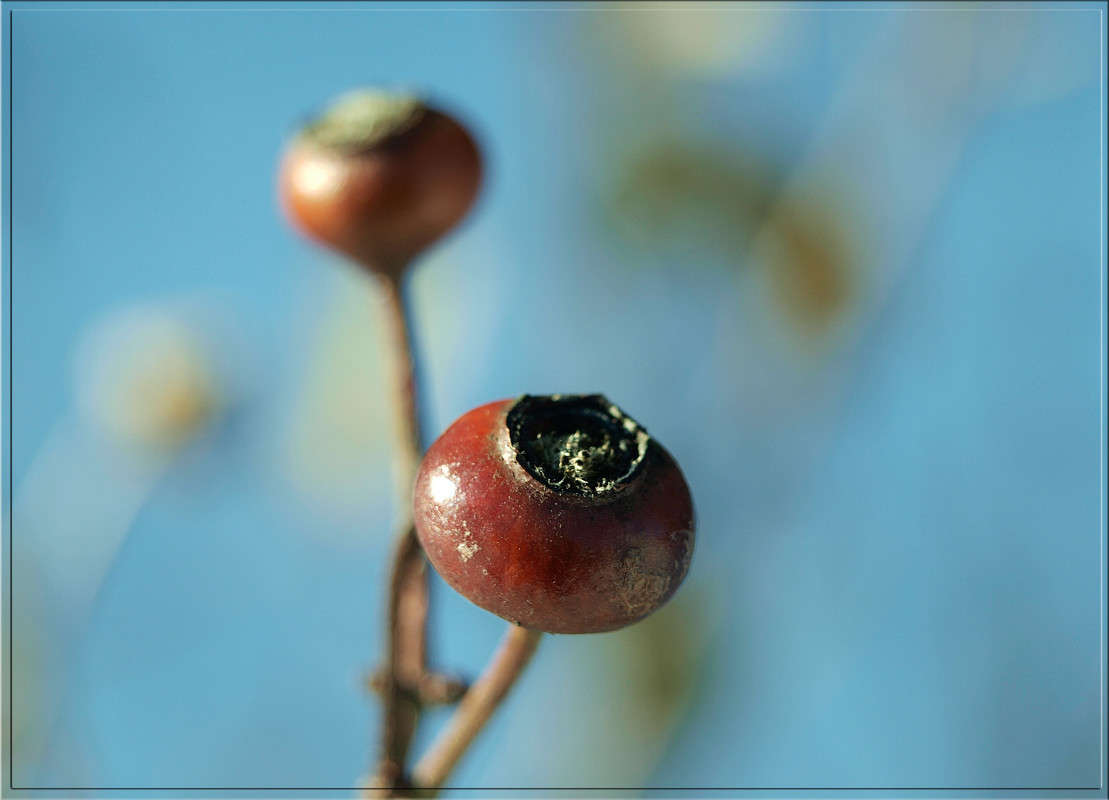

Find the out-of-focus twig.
xmin=370 ymin=270 xmax=434 ymax=793
xmin=411 ymin=625 xmax=543 ymax=795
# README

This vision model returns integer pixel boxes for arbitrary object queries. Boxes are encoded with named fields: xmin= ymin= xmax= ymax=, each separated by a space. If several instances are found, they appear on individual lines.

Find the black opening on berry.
xmin=506 ymin=394 xmax=650 ymax=497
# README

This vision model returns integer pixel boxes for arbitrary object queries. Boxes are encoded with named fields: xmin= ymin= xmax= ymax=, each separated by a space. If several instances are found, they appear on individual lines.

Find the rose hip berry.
xmin=413 ymin=395 xmax=695 ymax=634
xmin=279 ymin=89 xmax=482 ymax=276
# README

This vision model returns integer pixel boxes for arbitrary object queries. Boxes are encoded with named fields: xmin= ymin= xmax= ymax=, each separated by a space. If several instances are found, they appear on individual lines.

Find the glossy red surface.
xmin=413 ymin=398 xmax=695 ymax=634
xmin=278 ymin=110 xmax=481 ymax=274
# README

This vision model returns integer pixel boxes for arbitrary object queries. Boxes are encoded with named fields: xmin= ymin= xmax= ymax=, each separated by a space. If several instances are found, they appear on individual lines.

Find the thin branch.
xmin=377 ymin=270 xmax=425 ymax=498
xmin=373 ymin=269 xmax=432 ymax=791
xmin=371 ymin=270 xmax=541 ymax=796
xmin=411 ymin=625 xmax=543 ymax=794
xmin=367 ymin=668 xmax=469 ymax=707
xmin=376 ymin=525 xmax=427 ymax=789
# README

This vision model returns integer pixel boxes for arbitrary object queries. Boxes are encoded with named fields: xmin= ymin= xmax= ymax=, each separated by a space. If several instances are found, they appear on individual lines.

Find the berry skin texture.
xmin=413 ymin=395 xmax=695 ymax=634
xmin=279 ymin=90 xmax=482 ymax=276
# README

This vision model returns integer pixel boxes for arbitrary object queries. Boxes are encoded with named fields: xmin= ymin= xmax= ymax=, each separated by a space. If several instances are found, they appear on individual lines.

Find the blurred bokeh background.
xmin=4 ymin=2 xmax=1105 ymax=792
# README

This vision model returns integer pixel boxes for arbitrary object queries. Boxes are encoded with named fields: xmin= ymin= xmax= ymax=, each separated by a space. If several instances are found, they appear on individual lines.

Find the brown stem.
xmin=375 ymin=526 xmax=426 ymax=789
xmin=370 ymin=270 xmax=540 ymax=795
xmin=377 ymin=270 xmax=424 ymax=496
xmin=367 ymin=668 xmax=469 ymax=707
xmin=411 ymin=625 xmax=543 ymax=794
xmin=373 ymin=269 xmax=431 ymax=792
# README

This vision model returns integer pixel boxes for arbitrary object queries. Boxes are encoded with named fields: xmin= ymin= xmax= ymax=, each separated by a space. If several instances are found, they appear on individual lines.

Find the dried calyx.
xmin=507 ymin=394 xmax=650 ymax=496
xmin=298 ymin=90 xmax=427 ymax=152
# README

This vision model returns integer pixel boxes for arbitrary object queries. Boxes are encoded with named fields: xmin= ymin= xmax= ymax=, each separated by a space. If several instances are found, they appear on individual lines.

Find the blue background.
xmin=3 ymin=2 xmax=1106 ymax=793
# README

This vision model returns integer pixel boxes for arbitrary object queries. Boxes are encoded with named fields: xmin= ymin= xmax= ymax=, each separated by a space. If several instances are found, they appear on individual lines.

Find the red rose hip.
xmin=279 ymin=89 xmax=482 ymax=276
xmin=413 ymin=394 xmax=695 ymax=634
